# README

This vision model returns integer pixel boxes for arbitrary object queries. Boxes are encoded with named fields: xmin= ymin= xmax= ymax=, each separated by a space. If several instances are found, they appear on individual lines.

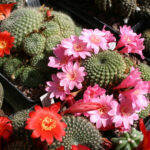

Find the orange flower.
xmin=0 ymin=3 xmax=16 ymax=20
xmin=0 ymin=31 xmax=14 ymax=57
xmin=139 ymin=119 xmax=150 ymax=150
xmin=25 ymin=103 xmax=67 ymax=145
xmin=0 ymin=116 xmax=13 ymax=140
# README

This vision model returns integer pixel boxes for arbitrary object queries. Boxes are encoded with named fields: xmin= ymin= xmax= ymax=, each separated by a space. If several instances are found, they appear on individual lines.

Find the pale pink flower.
xmin=61 ymin=35 xmax=91 ymax=59
xmin=45 ymin=74 xmax=70 ymax=100
xmin=83 ymin=84 xmax=106 ymax=102
xmin=120 ymin=81 xmax=149 ymax=112
xmin=79 ymin=28 xmax=107 ymax=54
xmin=48 ymin=44 xmax=72 ymax=69
xmin=57 ymin=62 xmax=87 ymax=91
xmin=117 ymin=25 xmax=145 ymax=59
xmin=87 ymin=95 xmax=117 ymax=129
xmin=109 ymin=95 xmax=139 ymax=131
xmin=114 ymin=67 xmax=141 ymax=90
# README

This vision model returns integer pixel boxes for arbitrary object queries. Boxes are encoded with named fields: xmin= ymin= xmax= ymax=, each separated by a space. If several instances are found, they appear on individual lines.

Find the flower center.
xmin=41 ymin=117 xmax=56 ymax=131
xmin=68 ymin=72 xmax=76 ymax=81
xmin=99 ymin=105 xmax=109 ymax=114
xmin=0 ymin=41 xmax=7 ymax=49
xmin=90 ymin=35 xmax=101 ymax=44
xmin=73 ymin=43 xmax=83 ymax=52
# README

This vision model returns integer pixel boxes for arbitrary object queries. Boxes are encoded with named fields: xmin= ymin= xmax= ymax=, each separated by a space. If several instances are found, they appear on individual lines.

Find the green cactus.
xmin=139 ymin=103 xmax=150 ymax=119
xmin=24 ymin=33 xmax=46 ymax=56
xmin=49 ymin=115 xmax=103 ymax=150
xmin=20 ymin=66 xmax=44 ymax=88
xmin=124 ymin=57 xmax=134 ymax=69
xmin=45 ymin=35 xmax=63 ymax=54
xmin=82 ymin=50 xmax=126 ymax=88
xmin=137 ymin=63 xmax=150 ymax=81
xmin=30 ymin=53 xmax=49 ymax=72
xmin=0 ymin=57 xmax=8 ymax=68
xmin=0 ymin=83 xmax=4 ymax=109
xmin=12 ymin=66 xmax=25 ymax=80
xmin=75 ymin=26 xmax=82 ymax=36
xmin=0 ymin=8 xmax=44 ymax=47
xmin=112 ymin=128 xmax=143 ymax=150
xmin=3 ymin=58 xmax=22 ymax=78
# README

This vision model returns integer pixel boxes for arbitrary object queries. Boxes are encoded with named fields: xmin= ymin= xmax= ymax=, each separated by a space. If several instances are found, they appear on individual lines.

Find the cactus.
xmin=3 ymin=58 xmax=22 ymax=78
xmin=82 ymin=50 xmax=126 ymax=88
xmin=49 ymin=115 xmax=103 ymax=150
xmin=20 ymin=66 xmax=44 ymax=88
xmin=0 ymin=57 xmax=8 ymax=68
xmin=112 ymin=128 xmax=143 ymax=150
xmin=137 ymin=63 xmax=150 ymax=81
xmin=0 ymin=83 xmax=4 ymax=109
xmin=139 ymin=103 xmax=150 ymax=119
xmin=0 ymin=8 xmax=44 ymax=47
xmin=24 ymin=33 xmax=46 ymax=56
xmin=95 ymin=0 xmax=112 ymax=12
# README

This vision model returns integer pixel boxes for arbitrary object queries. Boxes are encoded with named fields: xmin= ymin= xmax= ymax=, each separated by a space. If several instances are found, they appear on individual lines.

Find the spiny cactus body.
xmin=83 ymin=50 xmax=126 ymax=88
xmin=24 ymin=33 xmax=46 ymax=56
xmin=0 ymin=8 xmax=44 ymax=47
xmin=138 ymin=63 xmax=150 ymax=81
xmin=139 ymin=103 xmax=150 ymax=119
xmin=20 ymin=66 xmax=44 ymax=88
xmin=143 ymin=29 xmax=150 ymax=57
xmin=49 ymin=116 xmax=103 ymax=150
xmin=112 ymin=128 xmax=143 ymax=150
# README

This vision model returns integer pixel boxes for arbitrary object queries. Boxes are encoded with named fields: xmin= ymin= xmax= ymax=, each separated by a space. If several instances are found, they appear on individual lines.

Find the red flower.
xmin=0 ymin=31 xmax=14 ymax=57
xmin=0 ymin=116 xmax=13 ymax=140
xmin=56 ymin=144 xmax=91 ymax=150
xmin=25 ymin=104 xmax=67 ymax=145
xmin=139 ymin=119 xmax=150 ymax=150
xmin=0 ymin=3 xmax=16 ymax=20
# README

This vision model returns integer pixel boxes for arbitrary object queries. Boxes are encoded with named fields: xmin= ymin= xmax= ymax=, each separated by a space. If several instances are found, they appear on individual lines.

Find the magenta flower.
xmin=87 ymin=95 xmax=117 ymax=129
xmin=61 ymin=35 xmax=91 ymax=59
xmin=48 ymin=44 xmax=72 ymax=69
xmin=83 ymin=84 xmax=106 ymax=102
xmin=79 ymin=28 xmax=108 ymax=54
xmin=114 ymin=67 xmax=141 ymax=90
xmin=109 ymin=94 xmax=139 ymax=131
xmin=117 ymin=25 xmax=145 ymax=59
xmin=57 ymin=62 xmax=87 ymax=91
xmin=45 ymin=74 xmax=70 ymax=100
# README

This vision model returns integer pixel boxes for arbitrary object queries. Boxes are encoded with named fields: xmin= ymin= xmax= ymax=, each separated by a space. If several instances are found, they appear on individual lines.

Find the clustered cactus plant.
xmin=0 ymin=7 xmax=81 ymax=88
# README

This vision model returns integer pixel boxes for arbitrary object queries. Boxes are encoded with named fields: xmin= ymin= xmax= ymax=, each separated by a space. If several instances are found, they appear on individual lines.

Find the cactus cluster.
xmin=82 ymin=50 xmax=127 ymax=88
xmin=49 ymin=115 xmax=103 ymax=150
xmin=112 ymin=128 xmax=143 ymax=150
xmin=0 ymin=7 xmax=80 ymax=88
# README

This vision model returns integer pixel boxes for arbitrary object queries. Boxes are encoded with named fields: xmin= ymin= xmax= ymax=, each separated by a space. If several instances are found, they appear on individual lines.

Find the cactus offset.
xmin=49 ymin=115 xmax=103 ymax=150
xmin=112 ymin=128 xmax=143 ymax=150
xmin=83 ymin=50 xmax=126 ymax=88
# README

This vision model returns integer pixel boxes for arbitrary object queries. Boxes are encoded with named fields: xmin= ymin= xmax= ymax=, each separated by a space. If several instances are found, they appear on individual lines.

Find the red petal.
xmin=78 ymin=144 xmax=91 ymax=150
xmin=56 ymin=146 xmax=65 ymax=150
xmin=49 ymin=102 xmax=61 ymax=113
xmin=139 ymin=119 xmax=146 ymax=135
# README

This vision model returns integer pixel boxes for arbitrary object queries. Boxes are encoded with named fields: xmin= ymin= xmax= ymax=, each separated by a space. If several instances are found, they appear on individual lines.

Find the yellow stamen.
xmin=0 ymin=41 xmax=7 ymax=49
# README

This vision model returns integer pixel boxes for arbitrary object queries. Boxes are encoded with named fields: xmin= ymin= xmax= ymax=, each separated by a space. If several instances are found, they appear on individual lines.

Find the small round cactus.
xmin=138 ymin=63 xmax=150 ymax=81
xmin=112 ymin=128 xmax=143 ymax=150
xmin=0 ymin=8 xmax=44 ymax=47
xmin=24 ymin=33 xmax=46 ymax=56
xmin=83 ymin=50 xmax=126 ymax=88
xmin=20 ymin=66 xmax=44 ymax=88
xmin=49 ymin=115 xmax=103 ymax=150
xmin=3 ymin=58 xmax=22 ymax=78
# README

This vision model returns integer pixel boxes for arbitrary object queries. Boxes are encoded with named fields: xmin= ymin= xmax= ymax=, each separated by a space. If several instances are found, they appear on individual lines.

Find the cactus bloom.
xmin=0 ymin=116 xmax=13 ymax=140
xmin=0 ymin=31 xmax=14 ymax=57
xmin=25 ymin=104 xmax=67 ymax=145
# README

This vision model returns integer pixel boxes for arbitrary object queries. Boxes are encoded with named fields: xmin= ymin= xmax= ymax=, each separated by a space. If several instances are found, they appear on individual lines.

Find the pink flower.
xmin=117 ymin=25 xmax=145 ymax=59
xmin=57 ymin=62 xmax=87 ymax=91
xmin=61 ymin=35 xmax=91 ymax=59
xmin=45 ymin=74 xmax=70 ymax=100
xmin=83 ymin=84 xmax=106 ymax=102
xmin=114 ymin=67 xmax=141 ymax=90
xmin=79 ymin=29 xmax=107 ymax=54
xmin=87 ymin=95 xmax=117 ymax=129
xmin=109 ymin=94 xmax=139 ymax=131
xmin=120 ymin=81 xmax=149 ymax=112
xmin=48 ymin=44 xmax=72 ymax=69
